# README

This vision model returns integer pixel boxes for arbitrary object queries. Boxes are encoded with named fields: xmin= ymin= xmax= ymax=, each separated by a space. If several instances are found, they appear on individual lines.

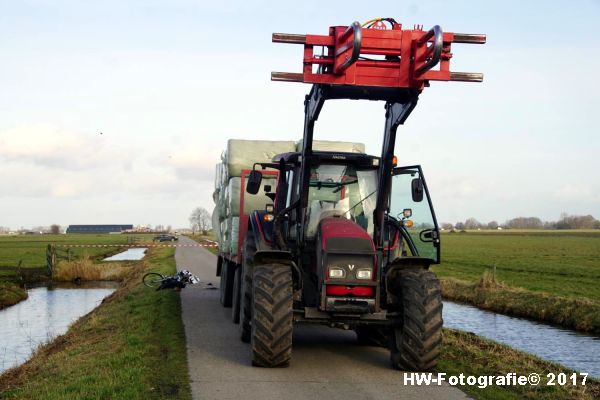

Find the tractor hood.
xmin=319 ymin=217 xmax=375 ymax=252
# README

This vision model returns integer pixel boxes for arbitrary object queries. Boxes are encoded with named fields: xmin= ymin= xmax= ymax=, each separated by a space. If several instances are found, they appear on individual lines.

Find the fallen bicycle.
xmin=142 ymin=270 xmax=200 ymax=290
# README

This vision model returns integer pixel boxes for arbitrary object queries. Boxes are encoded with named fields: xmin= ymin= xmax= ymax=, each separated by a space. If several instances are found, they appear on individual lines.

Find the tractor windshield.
xmin=305 ymin=164 xmax=377 ymax=239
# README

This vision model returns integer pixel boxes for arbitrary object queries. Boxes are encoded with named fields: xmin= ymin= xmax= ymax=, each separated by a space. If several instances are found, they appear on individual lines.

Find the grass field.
xmin=1 ymin=247 xmax=597 ymax=399
xmin=432 ymin=230 xmax=600 ymax=301
xmin=0 ymin=234 xmax=155 ymax=268
xmin=0 ymin=248 xmax=192 ymax=400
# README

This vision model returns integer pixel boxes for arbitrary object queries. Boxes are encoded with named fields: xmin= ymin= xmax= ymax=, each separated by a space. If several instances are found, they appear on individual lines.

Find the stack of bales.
xmin=213 ymin=139 xmax=296 ymax=256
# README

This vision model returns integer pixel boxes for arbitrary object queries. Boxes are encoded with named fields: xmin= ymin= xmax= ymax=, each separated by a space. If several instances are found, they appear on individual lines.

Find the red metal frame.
xmin=236 ymin=169 xmax=279 ymax=264
xmin=273 ymin=21 xmax=485 ymax=90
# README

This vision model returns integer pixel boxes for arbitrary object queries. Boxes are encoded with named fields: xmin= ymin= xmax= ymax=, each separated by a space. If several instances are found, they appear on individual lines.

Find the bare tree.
xmin=487 ymin=220 xmax=499 ymax=230
xmin=189 ymin=207 xmax=212 ymax=234
xmin=440 ymin=222 xmax=453 ymax=231
xmin=505 ymin=217 xmax=543 ymax=229
xmin=50 ymin=224 xmax=61 ymax=234
xmin=464 ymin=218 xmax=482 ymax=230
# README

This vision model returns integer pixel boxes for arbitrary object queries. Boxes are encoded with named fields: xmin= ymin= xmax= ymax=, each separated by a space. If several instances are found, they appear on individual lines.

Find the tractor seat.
xmin=305 ymin=198 xmax=350 ymax=238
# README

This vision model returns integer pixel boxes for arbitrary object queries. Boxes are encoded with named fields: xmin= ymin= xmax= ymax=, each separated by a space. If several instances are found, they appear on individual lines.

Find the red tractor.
xmin=220 ymin=18 xmax=485 ymax=370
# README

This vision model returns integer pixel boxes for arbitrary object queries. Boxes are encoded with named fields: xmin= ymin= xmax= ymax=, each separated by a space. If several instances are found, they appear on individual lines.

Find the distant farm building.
xmin=66 ymin=224 xmax=133 ymax=234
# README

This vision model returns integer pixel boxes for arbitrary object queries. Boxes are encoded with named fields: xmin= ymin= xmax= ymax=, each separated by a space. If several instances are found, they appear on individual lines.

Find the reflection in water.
xmin=0 ymin=283 xmax=117 ymax=373
xmin=103 ymin=248 xmax=147 ymax=261
xmin=444 ymin=301 xmax=600 ymax=378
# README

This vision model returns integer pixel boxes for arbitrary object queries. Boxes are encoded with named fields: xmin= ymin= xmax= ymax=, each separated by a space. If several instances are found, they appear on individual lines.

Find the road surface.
xmin=176 ymin=236 xmax=469 ymax=400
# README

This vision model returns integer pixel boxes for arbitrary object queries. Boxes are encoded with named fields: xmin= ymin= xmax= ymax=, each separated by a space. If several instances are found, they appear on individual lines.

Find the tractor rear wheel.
xmin=219 ymin=260 xmax=234 ymax=307
xmin=390 ymin=269 xmax=442 ymax=371
xmin=239 ymin=236 xmax=255 ymax=343
xmin=251 ymin=263 xmax=293 ymax=367
xmin=231 ymin=266 xmax=241 ymax=323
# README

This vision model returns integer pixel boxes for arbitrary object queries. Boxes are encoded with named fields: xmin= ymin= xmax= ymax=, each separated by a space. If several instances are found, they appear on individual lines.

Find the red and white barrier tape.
xmin=55 ymin=243 xmax=219 ymax=248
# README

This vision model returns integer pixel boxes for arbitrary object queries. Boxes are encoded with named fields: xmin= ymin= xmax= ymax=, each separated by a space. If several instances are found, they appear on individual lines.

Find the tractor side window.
xmin=390 ymin=167 xmax=439 ymax=263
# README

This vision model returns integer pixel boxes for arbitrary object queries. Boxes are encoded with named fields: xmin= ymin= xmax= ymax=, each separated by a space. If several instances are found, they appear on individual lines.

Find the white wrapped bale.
xmin=229 ymin=216 xmax=240 ymax=255
xmin=296 ymin=140 xmax=365 ymax=153
xmin=226 ymin=176 xmax=278 ymax=217
xmin=227 ymin=178 xmax=241 ymax=216
xmin=217 ymin=184 xmax=228 ymax=220
xmin=221 ymin=218 xmax=230 ymax=255
xmin=225 ymin=139 xmax=295 ymax=178
xmin=211 ymin=207 xmax=221 ymax=243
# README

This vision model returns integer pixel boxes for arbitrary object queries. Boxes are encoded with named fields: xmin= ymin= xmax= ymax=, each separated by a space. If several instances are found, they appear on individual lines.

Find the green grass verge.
xmin=0 ymin=282 xmax=28 ymax=309
xmin=439 ymin=329 xmax=600 ymax=399
xmin=0 ymin=248 xmax=191 ymax=400
xmin=186 ymin=234 xmax=219 ymax=255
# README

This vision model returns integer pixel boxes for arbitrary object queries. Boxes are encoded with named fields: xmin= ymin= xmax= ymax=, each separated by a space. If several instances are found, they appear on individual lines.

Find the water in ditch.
xmin=444 ymin=301 xmax=600 ymax=378
xmin=103 ymin=247 xmax=147 ymax=261
xmin=0 ymin=282 xmax=117 ymax=373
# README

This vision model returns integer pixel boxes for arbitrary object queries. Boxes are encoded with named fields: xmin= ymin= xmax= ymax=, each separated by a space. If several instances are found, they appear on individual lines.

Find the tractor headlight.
xmin=329 ymin=267 xmax=346 ymax=279
xmin=356 ymin=268 xmax=372 ymax=280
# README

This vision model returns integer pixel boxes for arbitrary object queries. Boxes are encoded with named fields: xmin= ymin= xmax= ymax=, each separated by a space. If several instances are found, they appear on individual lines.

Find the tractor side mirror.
xmin=247 ymin=170 xmax=263 ymax=195
xmin=411 ymin=178 xmax=424 ymax=202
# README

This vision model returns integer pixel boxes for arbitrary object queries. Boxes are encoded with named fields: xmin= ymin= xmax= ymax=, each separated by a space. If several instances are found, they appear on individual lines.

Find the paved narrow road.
xmin=176 ymin=236 xmax=469 ymax=400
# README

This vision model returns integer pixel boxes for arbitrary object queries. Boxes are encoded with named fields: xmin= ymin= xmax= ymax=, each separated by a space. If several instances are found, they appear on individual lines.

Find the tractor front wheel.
xmin=251 ymin=263 xmax=293 ymax=367
xmin=390 ymin=269 xmax=443 ymax=371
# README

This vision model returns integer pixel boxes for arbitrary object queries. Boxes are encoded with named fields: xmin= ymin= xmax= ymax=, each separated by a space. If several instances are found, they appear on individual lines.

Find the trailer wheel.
xmin=231 ymin=265 xmax=241 ymax=323
xmin=239 ymin=236 xmax=255 ymax=343
xmin=251 ymin=264 xmax=293 ymax=367
xmin=390 ymin=269 xmax=442 ymax=372
xmin=219 ymin=260 xmax=234 ymax=307
xmin=355 ymin=326 xmax=389 ymax=348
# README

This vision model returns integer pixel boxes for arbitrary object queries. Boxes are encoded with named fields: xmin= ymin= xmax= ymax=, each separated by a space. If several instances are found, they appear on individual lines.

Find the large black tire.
xmin=390 ymin=269 xmax=443 ymax=371
xmin=231 ymin=266 xmax=241 ymax=323
xmin=355 ymin=325 xmax=390 ymax=348
xmin=251 ymin=264 xmax=293 ymax=367
xmin=239 ymin=236 xmax=255 ymax=343
xmin=219 ymin=260 xmax=234 ymax=307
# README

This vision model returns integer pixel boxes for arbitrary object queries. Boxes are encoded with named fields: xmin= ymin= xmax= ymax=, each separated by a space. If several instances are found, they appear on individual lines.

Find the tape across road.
xmin=55 ymin=243 xmax=218 ymax=248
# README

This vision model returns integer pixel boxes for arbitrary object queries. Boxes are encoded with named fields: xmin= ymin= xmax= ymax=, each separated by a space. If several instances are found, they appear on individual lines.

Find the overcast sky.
xmin=1 ymin=0 xmax=599 ymax=229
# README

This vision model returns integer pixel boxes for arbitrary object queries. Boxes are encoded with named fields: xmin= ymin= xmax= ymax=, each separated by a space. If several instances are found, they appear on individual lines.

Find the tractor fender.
xmin=253 ymin=250 xmax=302 ymax=293
xmin=248 ymin=210 xmax=275 ymax=252
xmin=385 ymin=257 xmax=432 ymax=296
